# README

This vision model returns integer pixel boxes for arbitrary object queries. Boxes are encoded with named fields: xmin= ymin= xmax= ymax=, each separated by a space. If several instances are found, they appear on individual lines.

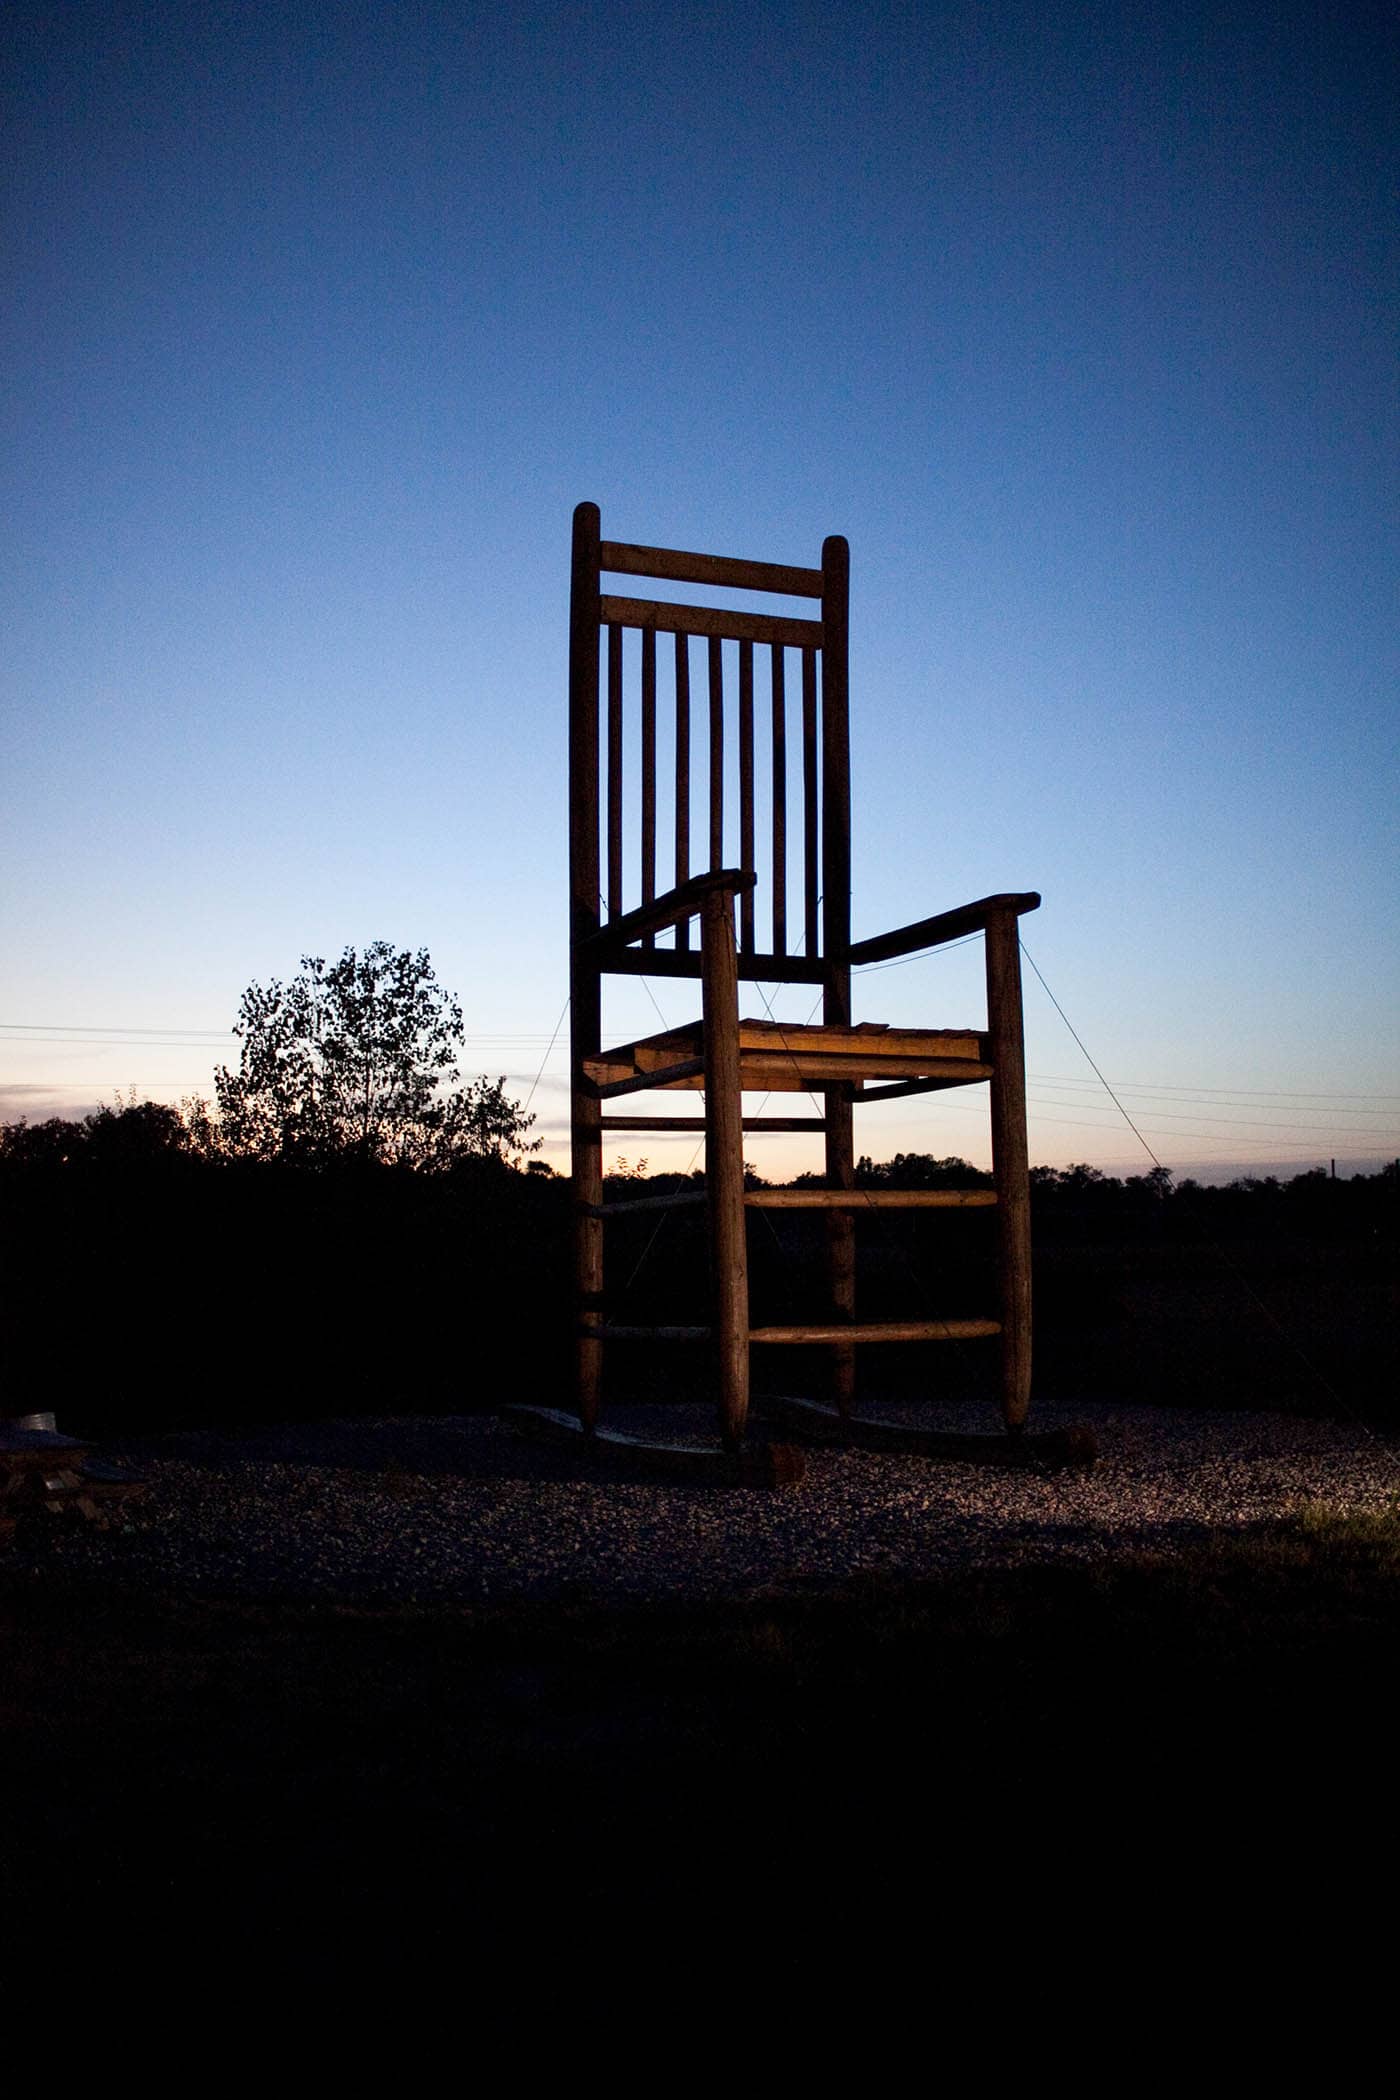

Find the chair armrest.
xmin=583 ymin=869 xmax=757 ymax=959
xmin=849 ymin=892 xmax=1040 ymax=967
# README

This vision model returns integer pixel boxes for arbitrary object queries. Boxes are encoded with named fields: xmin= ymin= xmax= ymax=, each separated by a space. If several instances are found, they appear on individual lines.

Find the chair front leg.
xmin=824 ymin=1089 xmax=857 ymax=1417
xmin=700 ymin=888 xmax=750 ymax=1449
xmin=985 ymin=911 xmax=1032 ymax=1431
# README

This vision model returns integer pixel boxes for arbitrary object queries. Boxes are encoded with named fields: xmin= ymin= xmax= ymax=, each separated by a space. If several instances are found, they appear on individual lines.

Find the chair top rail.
xmin=600 ymin=539 xmax=824 ymax=599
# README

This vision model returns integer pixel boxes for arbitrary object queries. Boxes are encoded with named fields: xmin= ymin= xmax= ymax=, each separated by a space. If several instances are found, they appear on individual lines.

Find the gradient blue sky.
xmin=4 ymin=0 xmax=1396 ymax=1178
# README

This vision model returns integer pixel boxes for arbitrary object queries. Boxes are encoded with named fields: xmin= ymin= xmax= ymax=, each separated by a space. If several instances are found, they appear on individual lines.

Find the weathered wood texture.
xmin=674 ymin=633 xmax=691 ymax=948
xmin=597 ymin=1319 xmax=1001 ymax=1343
xmin=771 ymin=642 xmax=786 ymax=953
xmin=849 ymin=892 xmax=1041 ymax=965
xmin=589 ymin=1058 xmax=707 ymax=1099
xmin=985 ymin=910 xmax=1033 ymax=1430
xmin=586 ymin=1053 xmax=991 ymax=1094
xmin=584 ymin=1020 xmax=989 ymax=1094
xmin=745 ymin=1189 xmax=996 ymax=1209
xmin=606 ymin=621 xmax=623 ymax=913
xmin=738 ymin=641 xmax=755 ymax=949
xmin=598 ymin=594 xmax=822 ymax=650
xmin=605 ymin=946 xmax=826 ymax=983
xmin=856 ymin=1073 xmax=992 ymax=1101
xmin=708 ymin=637 xmax=724 ymax=870
xmin=599 ymin=1324 xmax=711 ymax=1341
xmin=802 ymin=646 xmax=819 ymax=953
xmin=566 ymin=501 xmax=1041 ymax=1460
xmin=568 ymin=501 xmax=604 ymax=1429
xmin=599 ymin=539 xmax=823 ymax=598
xmin=750 ymin=1320 xmax=1000 ymax=1344
xmin=585 ymin=869 xmax=755 ymax=957
xmin=701 ymin=886 xmax=749 ymax=1448
xmin=819 ymin=532 xmax=856 ymax=1416
xmin=640 ymin=626 xmax=656 ymax=939
xmin=600 ymin=1114 xmax=827 ymax=1132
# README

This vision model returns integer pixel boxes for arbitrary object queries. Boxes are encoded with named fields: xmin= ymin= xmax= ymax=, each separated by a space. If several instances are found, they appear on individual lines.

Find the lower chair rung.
xmin=598 ymin=1323 xmax=711 ymax=1340
xmin=593 ymin=1319 xmax=1000 ymax=1344
xmin=744 ymin=1189 xmax=995 ymax=1209
xmin=594 ymin=1186 xmax=994 ymax=1217
xmin=750 ymin=1320 xmax=1000 ymax=1344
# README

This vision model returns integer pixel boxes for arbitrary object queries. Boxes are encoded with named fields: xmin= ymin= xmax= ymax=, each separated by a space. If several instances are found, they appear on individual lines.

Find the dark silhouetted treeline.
xmin=1 ymin=1102 xmax=570 ymax=1434
xmin=2 ymin=1109 xmax=1394 ymax=1433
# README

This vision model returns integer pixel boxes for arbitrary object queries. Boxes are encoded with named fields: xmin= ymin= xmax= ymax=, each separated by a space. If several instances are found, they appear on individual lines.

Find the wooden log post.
xmin=569 ymin=501 xmax=605 ymax=1431
xmin=701 ymin=887 xmax=750 ymax=1449
xmin=820 ymin=532 xmax=856 ymax=1416
xmin=824 ymin=1091 xmax=857 ymax=1415
xmin=985 ymin=911 xmax=1032 ymax=1431
xmin=573 ymin=972 xmax=605 ymax=1433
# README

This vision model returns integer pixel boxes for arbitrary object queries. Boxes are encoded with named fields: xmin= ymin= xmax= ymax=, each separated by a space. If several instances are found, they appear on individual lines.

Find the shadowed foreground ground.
xmin=3 ymin=1411 xmax=1398 ymax=1968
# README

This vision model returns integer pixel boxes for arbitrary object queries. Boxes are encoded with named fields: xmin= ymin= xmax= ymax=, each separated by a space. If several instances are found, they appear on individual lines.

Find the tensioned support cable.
xmin=1018 ymin=938 xmax=1372 ymax=1433
xmin=521 ymin=994 xmax=571 ymax=1118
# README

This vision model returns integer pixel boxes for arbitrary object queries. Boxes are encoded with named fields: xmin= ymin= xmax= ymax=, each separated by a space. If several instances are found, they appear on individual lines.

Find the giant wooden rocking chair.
xmin=526 ymin=501 xmax=1058 ymax=1477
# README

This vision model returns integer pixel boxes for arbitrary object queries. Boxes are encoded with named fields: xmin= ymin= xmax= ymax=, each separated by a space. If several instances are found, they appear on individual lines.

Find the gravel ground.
xmin=9 ymin=1399 xmax=1399 ymax=1607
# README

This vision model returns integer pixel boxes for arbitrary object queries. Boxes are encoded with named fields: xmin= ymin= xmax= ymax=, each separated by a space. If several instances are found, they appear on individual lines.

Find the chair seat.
xmin=585 ymin=1018 xmax=992 ymax=1094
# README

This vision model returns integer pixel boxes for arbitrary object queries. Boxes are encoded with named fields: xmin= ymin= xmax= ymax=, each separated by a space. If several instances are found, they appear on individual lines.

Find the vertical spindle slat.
xmin=641 ymin=627 xmax=656 ymax=947
xmin=675 ymin=634 xmax=691 ymax=951
xmin=607 ymin=622 xmax=623 ymax=917
xmin=802 ymin=646 xmax=819 ymax=955
xmin=738 ymin=640 xmax=755 ymax=951
xmin=708 ymin=636 xmax=724 ymax=871
xmin=771 ymin=643 xmax=787 ymax=956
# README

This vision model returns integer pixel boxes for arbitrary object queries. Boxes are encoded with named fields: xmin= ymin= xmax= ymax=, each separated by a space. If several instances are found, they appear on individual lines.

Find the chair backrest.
xmin=569 ymin=501 xmax=851 ymax=989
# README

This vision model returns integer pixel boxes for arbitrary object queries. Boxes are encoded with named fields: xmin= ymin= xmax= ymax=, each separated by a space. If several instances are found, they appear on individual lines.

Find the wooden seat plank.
xmin=585 ymin=1018 xmax=991 ymax=1094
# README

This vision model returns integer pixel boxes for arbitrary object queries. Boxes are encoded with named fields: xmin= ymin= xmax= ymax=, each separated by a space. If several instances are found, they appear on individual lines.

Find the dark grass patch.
xmin=4 ymin=1499 xmax=1397 ymax=1961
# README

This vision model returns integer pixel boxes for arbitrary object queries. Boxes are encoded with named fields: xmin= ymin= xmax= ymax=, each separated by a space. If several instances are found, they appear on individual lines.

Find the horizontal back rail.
xmin=599 ymin=594 xmax=822 ymax=650
xmin=600 ymin=540 xmax=823 ymax=598
xmin=600 ymin=1114 xmax=827 ymax=1132
xmin=606 ymin=947 xmax=825 ymax=984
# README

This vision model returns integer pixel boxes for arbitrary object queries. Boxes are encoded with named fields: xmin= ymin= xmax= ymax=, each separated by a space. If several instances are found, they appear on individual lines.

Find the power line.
xmin=983 ymin=1102 xmax=1389 ymax=1152
xmin=0 ymin=1022 xmax=235 ymax=1037
xmin=4 ymin=1022 xmax=1395 ymax=1102
xmin=1029 ymin=1074 xmax=1400 ymax=1105
xmin=1026 ymin=1099 xmax=1399 ymax=1138
xmin=0 ymin=1024 xmax=565 ymax=1044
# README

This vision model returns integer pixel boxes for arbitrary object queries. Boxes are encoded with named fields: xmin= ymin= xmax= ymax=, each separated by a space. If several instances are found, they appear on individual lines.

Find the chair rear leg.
xmin=573 ymin=1124 xmax=604 ymax=1434
xmin=571 ymin=966 xmax=605 ymax=1433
